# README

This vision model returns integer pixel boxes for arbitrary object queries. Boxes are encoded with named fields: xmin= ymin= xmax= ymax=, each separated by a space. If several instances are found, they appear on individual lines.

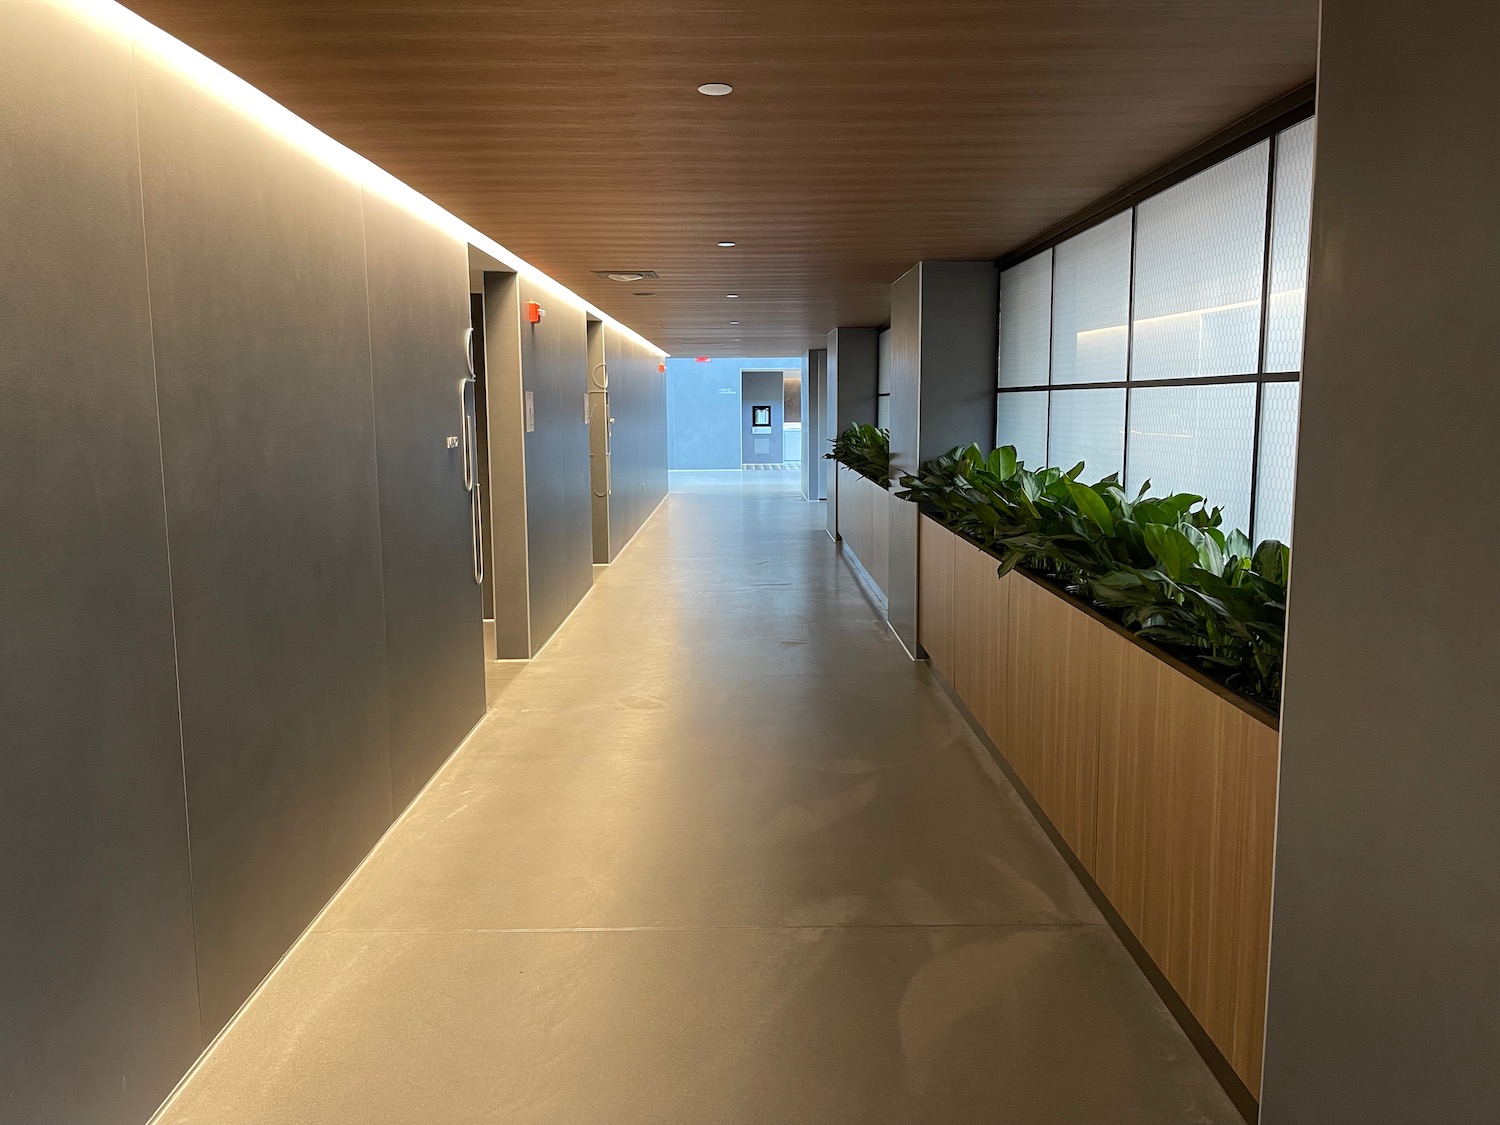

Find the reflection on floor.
xmin=153 ymin=470 xmax=1239 ymax=1125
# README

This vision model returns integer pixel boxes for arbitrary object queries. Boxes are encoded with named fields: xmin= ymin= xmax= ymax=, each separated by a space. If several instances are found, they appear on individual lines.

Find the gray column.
xmin=1260 ymin=4 xmax=1500 ymax=1122
xmin=799 ymin=348 xmax=827 ymax=501
xmin=825 ymin=327 xmax=881 ymax=538
xmin=483 ymin=272 xmax=593 ymax=657
xmin=886 ymin=262 xmax=998 ymax=655
xmin=586 ymin=318 xmax=610 ymax=563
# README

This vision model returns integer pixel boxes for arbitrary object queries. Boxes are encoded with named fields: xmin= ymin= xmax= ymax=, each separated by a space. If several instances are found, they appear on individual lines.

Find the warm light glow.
xmin=1073 ymin=296 xmax=1267 ymax=342
xmin=65 ymin=0 xmax=669 ymax=357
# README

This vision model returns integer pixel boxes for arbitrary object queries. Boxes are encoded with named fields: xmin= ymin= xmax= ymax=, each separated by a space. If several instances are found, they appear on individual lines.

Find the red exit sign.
xmin=695 ymin=356 xmax=711 ymax=363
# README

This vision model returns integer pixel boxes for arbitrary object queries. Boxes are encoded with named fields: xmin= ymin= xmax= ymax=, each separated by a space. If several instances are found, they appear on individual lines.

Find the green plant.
xmin=897 ymin=444 xmax=1289 ymax=709
xmin=825 ymin=423 xmax=891 ymax=487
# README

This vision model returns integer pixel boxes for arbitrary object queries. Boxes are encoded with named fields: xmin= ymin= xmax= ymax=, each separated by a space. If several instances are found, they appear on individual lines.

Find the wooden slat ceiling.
xmin=123 ymin=0 xmax=1318 ymax=357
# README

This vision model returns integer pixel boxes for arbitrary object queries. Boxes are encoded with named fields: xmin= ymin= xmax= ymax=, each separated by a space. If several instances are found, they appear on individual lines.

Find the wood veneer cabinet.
xmin=915 ymin=514 xmax=1280 ymax=1093
xmin=836 ymin=465 xmax=893 ymax=603
xmin=917 ymin=512 xmax=954 ymax=676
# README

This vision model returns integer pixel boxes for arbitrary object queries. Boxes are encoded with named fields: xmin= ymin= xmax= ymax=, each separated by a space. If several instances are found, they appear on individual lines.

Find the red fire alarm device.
xmin=658 ymin=361 xmax=666 ymax=373
xmin=524 ymin=301 xmax=544 ymax=324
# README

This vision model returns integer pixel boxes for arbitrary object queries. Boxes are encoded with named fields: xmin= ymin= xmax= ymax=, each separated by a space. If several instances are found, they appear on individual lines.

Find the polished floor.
xmin=153 ymin=471 xmax=1239 ymax=1125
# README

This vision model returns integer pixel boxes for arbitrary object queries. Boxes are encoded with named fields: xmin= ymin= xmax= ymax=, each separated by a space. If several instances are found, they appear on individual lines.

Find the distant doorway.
xmin=740 ymin=369 xmax=784 ymax=469
xmin=782 ymin=369 xmax=802 ymax=466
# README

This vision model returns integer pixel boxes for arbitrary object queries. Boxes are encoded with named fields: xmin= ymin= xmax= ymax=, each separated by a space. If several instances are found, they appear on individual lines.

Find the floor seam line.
xmin=309 ymin=921 xmax=1108 ymax=935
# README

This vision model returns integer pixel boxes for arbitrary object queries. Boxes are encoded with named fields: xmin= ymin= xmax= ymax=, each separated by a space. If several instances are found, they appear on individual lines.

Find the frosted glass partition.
xmin=1051 ymin=212 xmax=1132 ymax=384
xmin=990 ymin=114 xmax=1311 ymax=546
xmin=1265 ymin=119 xmax=1316 ymax=373
xmin=998 ymin=249 xmax=1052 ymax=387
xmin=1048 ymin=388 xmax=1126 ymax=480
xmin=1132 ymin=142 xmax=1269 ymax=380
xmin=1126 ymin=383 xmax=1257 ymax=535
xmin=995 ymin=390 xmax=1048 ymax=468
xmin=1254 ymin=381 xmax=1301 ymax=544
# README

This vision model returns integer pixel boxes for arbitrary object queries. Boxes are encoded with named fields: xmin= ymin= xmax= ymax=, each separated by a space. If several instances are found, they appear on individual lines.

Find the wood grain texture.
xmin=952 ymin=536 xmax=1009 ymax=751
xmin=838 ymin=469 xmax=891 ymax=601
xmin=1005 ymin=573 xmax=1103 ymax=867
xmin=918 ymin=519 xmax=1281 ymax=1092
xmin=123 ymin=0 xmax=1317 ymax=356
xmin=871 ymin=482 xmax=891 ymax=595
xmin=917 ymin=514 xmax=954 ymax=678
xmin=1094 ymin=627 xmax=1281 ymax=1090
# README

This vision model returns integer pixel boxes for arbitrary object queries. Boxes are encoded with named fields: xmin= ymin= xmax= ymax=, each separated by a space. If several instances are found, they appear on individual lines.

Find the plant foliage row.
xmin=825 ymin=424 xmax=890 ymax=488
xmin=897 ymin=444 xmax=1289 ymax=710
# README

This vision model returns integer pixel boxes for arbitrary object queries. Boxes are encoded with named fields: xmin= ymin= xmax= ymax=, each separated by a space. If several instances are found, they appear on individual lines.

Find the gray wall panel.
xmin=888 ymin=267 xmax=923 ymax=481
xmin=886 ymin=262 xmax=998 ymax=655
xmin=1260 ymin=4 xmax=1500 ymax=1121
xmin=664 ymin=357 xmax=741 ymax=469
xmin=916 ymin=262 xmax=999 ymax=461
xmin=362 ymin=191 xmax=486 ymax=807
xmin=887 ymin=268 xmax=923 ymax=646
xmin=602 ymin=326 xmax=668 ymax=559
xmin=587 ymin=319 xmax=610 ymax=562
xmin=825 ymin=327 xmax=880 ymax=537
xmin=800 ymin=349 xmax=827 ymax=501
xmin=827 ymin=327 xmax=881 ymax=433
xmin=519 ymin=280 xmax=593 ymax=651
xmin=0 ymin=7 xmax=202 ymax=1121
xmin=482 ymin=273 xmax=532 ymax=658
xmin=136 ymin=61 xmax=395 ymax=1033
xmin=471 ymin=292 xmax=496 ymax=619
xmin=741 ymin=368 xmax=784 ymax=465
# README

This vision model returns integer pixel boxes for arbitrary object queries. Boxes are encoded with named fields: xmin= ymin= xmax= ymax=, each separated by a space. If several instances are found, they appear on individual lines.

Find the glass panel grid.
xmin=988 ymin=117 xmax=1311 ymax=547
xmin=1126 ymin=383 xmax=1256 ymax=536
xmin=1051 ymin=211 xmax=1132 ymax=385
xmin=1254 ymin=381 xmax=1300 ymax=544
xmin=1131 ymin=141 xmax=1270 ymax=381
xmin=998 ymin=249 xmax=1053 ymax=388
xmin=1048 ymin=387 xmax=1126 ymax=481
xmin=1265 ymin=118 xmax=1316 ymax=373
xmin=996 ymin=390 xmax=1048 ymax=469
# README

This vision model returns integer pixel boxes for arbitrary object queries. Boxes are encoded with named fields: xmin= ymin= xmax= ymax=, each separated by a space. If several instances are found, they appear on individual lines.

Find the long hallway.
xmin=154 ymin=473 xmax=1238 ymax=1125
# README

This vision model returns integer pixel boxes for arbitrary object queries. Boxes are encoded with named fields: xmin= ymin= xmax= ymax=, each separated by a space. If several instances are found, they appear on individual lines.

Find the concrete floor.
xmin=153 ymin=471 xmax=1239 ymax=1125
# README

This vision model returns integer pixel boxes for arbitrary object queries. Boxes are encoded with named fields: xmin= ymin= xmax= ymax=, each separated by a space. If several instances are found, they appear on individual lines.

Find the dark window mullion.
xmin=1123 ymin=206 xmax=1139 ymax=488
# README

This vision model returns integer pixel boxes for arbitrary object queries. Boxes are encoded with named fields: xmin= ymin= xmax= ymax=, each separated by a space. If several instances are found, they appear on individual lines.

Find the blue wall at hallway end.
xmin=666 ymin=356 xmax=802 ymax=469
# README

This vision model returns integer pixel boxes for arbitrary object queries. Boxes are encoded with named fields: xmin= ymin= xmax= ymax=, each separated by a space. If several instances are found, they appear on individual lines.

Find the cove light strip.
xmin=67 ymin=0 xmax=669 ymax=357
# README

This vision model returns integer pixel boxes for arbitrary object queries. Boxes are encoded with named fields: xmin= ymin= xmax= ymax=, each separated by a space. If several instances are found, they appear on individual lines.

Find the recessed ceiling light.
xmin=698 ymin=83 xmax=733 ymax=97
xmin=606 ymin=271 xmax=647 ymax=282
xmin=726 ymin=293 xmax=739 ymax=299
xmin=718 ymin=241 xmax=736 ymax=247
xmin=729 ymin=321 xmax=739 ymax=325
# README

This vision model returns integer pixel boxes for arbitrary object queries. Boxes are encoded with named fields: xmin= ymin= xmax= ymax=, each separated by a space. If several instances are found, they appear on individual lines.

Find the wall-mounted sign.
xmin=752 ymin=405 xmax=771 ymax=427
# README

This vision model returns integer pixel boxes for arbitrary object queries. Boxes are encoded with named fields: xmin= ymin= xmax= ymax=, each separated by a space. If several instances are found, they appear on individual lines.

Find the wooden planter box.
xmin=834 ymin=464 xmax=891 ymax=602
xmin=917 ymin=513 xmax=1280 ymax=1096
